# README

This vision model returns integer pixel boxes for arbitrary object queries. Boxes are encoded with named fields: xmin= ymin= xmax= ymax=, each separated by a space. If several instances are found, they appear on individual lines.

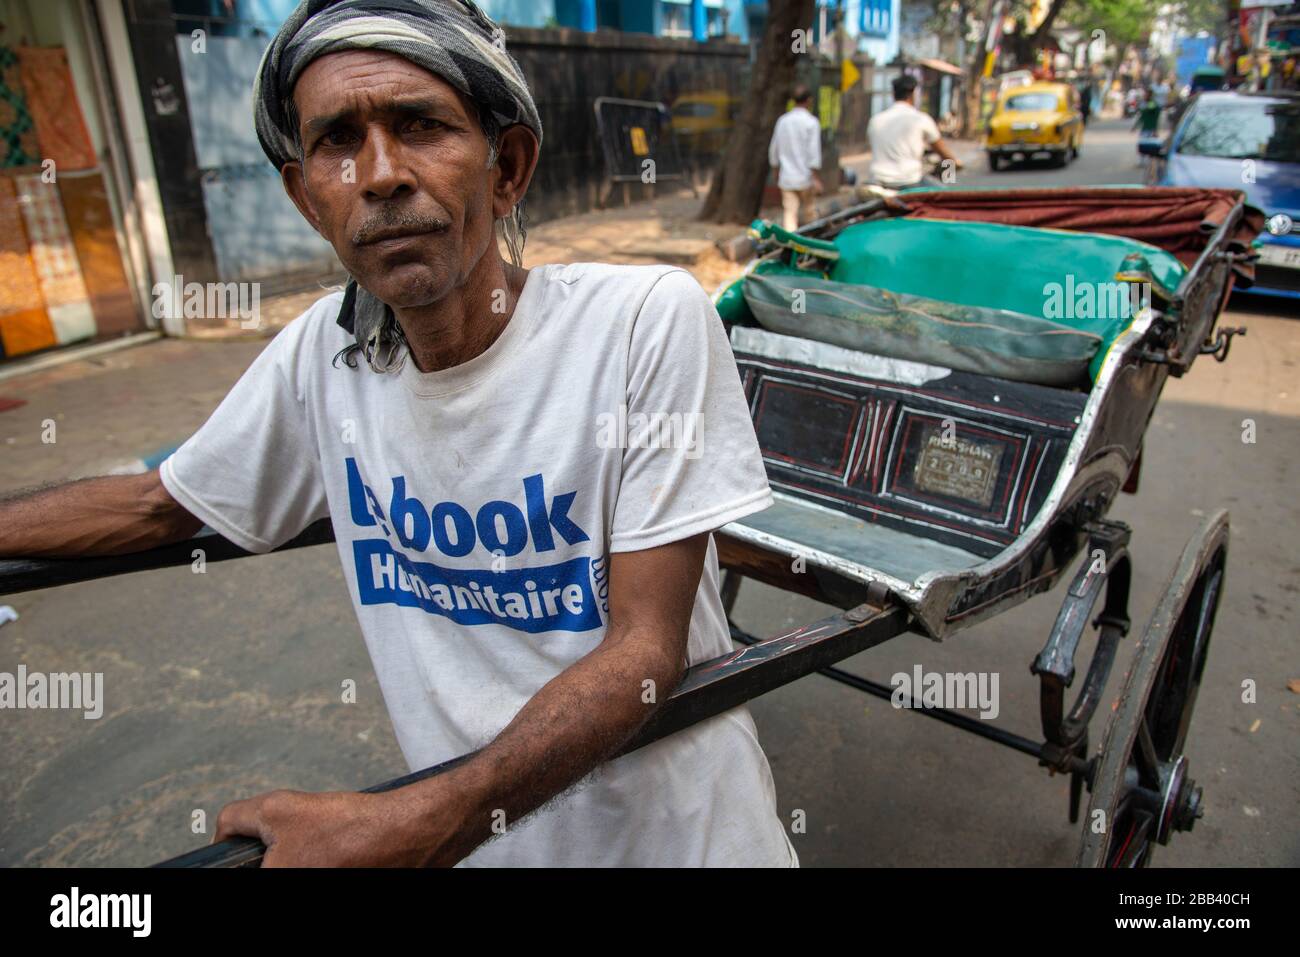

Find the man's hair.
xmin=892 ymin=75 xmax=918 ymax=101
xmin=254 ymin=0 xmax=542 ymax=170
xmin=792 ymin=84 xmax=812 ymax=105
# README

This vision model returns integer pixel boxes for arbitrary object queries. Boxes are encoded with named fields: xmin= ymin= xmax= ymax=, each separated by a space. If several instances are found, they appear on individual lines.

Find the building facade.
xmin=0 ymin=0 xmax=168 ymax=362
xmin=484 ymin=0 xmax=898 ymax=54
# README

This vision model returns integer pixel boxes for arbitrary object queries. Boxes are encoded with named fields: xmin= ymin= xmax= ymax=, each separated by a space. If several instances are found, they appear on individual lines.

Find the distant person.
xmin=1078 ymin=81 xmax=1093 ymax=126
xmin=1133 ymin=89 xmax=1161 ymax=137
xmin=767 ymin=85 xmax=823 ymax=231
xmin=867 ymin=74 xmax=962 ymax=190
xmin=1124 ymin=87 xmax=1141 ymax=117
xmin=1133 ymin=88 xmax=1162 ymax=173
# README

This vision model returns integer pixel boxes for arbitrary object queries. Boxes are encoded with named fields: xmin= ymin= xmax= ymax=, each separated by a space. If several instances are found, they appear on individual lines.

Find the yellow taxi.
xmin=985 ymin=82 xmax=1084 ymax=171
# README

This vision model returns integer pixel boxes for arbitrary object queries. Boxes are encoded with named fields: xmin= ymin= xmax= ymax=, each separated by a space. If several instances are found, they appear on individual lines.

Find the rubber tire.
xmin=987 ymin=151 xmax=1003 ymax=172
xmin=1075 ymin=511 xmax=1228 ymax=868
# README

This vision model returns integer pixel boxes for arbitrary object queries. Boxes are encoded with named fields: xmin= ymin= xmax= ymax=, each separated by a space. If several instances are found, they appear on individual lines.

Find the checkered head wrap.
xmin=253 ymin=0 xmax=542 ymax=169
xmin=251 ymin=0 xmax=541 ymax=373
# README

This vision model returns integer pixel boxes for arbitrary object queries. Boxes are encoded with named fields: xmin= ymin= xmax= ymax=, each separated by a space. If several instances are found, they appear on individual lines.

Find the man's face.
xmin=284 ymin=50 xmax=500 ymax=309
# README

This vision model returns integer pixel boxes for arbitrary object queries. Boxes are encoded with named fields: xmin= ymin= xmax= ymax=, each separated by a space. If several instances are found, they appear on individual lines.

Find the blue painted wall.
xmin=485 ymin=0 xmax=558 ymax=27
xmin=551 ymin=0 xmax=651 ymax=32
xmin=1174 ymin=34 xmax=1215 ymax=88
xmin=621 ymin=0 xmax=658 ymax=34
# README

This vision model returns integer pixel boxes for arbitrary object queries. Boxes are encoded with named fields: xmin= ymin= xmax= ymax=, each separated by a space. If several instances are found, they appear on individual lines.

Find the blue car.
xmin=1141 ymin=91 xmax=1300 ymax=300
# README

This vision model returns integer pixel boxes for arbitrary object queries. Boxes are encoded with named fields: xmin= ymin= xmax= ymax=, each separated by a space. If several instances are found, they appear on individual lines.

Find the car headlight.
xmin=1266 ymin=212 xmax=1294 ymax=237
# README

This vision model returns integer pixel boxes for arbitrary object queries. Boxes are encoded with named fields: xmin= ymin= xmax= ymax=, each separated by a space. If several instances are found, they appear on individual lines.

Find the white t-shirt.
xmin=867 ymin=100 xmax=940 ymax=187
xmin=768 ymin=106 xmax=822 ymax=190
xmin=159 ymin=262 xmax=797 ymax=868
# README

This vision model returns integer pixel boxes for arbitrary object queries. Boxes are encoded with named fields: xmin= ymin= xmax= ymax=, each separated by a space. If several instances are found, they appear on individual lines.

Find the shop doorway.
xmin=0 ymin=0 xmax=146 ymax=362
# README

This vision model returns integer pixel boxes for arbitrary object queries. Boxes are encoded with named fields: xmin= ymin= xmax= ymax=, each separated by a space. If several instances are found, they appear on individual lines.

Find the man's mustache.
xmin=352 ymin=210 xmax=451 ymax=246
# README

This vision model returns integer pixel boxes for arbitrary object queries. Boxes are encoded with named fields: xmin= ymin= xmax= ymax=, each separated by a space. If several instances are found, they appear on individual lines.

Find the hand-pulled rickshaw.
xmin=0 ymin=185 xmax=1264 ymax=868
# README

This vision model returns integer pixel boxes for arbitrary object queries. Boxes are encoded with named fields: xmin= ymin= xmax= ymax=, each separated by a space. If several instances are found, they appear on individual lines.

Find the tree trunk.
xmin=961 ymin=0 xmax=999 ymax=139
xmin=962 ymin=68 xmax=984 ymax=140
xmin=699 ymin=0 xmax=816 ymax=224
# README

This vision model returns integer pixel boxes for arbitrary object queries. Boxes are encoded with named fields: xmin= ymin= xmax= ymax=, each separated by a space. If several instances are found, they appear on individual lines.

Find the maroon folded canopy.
xmin=898 ymin=187 xmax=1265 ymax=269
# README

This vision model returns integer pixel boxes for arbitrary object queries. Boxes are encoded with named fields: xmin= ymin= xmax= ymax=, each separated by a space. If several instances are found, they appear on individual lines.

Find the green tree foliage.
xmin=1063 ymin=0 xmax=1156 ymax=48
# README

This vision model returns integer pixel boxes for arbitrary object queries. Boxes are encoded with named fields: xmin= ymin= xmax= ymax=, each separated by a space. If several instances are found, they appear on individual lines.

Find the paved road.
xmin=1 ymin=119 xmax=1295 ymax=868
xmin=951 ymin=116 xmax=1151 ymax=188
xmin=843 ymin=116 xmax=1152 ymax=190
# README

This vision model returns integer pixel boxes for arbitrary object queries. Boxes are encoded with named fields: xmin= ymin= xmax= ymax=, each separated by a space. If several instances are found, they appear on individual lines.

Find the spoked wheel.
xmin=1076 ymin=510 xmax=1229 ymax=868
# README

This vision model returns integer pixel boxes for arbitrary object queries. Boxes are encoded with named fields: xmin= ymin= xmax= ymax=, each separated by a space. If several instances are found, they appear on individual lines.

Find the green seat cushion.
xmin=716 ymin=259 xmax=813 ymax=328
xmin=830 ymin=218 xmax=1186 ymax=379
xmin=743 ymin=271 xmax=1103 ymax=387
xmin=718 ymin=216 xmax=1188 ymax=383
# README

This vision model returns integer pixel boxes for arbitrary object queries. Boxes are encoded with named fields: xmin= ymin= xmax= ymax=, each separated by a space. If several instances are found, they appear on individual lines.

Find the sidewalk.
xmin=520 ymin=187 xmax=746 ymax=294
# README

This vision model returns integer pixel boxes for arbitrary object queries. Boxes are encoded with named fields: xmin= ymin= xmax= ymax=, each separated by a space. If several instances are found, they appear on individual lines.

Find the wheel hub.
xmin=1156 ymin=755 xmax=1203 ymax=843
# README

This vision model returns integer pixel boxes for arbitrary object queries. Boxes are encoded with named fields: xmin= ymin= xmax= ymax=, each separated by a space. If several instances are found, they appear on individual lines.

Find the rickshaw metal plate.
xmin=914 ymin=429 xmax=1005 ymax=509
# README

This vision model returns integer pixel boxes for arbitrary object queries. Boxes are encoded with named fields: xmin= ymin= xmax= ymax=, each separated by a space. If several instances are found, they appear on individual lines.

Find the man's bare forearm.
xmin=0 ymin=469 xmax=203 ymax=558
xmin=932 ymin=138 xmax=959 ymax=164
xmin=393 ymin=623 xmax=685 ymax=865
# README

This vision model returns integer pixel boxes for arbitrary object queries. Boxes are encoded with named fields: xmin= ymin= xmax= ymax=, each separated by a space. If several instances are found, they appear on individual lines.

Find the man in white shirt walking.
xmin=768 ymin=85 xmax=823 ymax=231
xmin=867 ymin=74 xmax=962 ymax=190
